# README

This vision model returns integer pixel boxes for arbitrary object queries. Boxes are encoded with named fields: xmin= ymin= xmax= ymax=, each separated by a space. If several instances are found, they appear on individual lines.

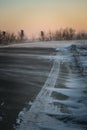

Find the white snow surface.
xmin=15 ymin=41 xmax=87 ymax=130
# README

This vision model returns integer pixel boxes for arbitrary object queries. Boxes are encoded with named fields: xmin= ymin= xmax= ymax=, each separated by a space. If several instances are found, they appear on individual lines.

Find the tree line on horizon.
xmin=0 ymin=30 xmax=27 ymax=44
xmin=40 ymin=28 xmax=87 ymax=41
xmin=0 ymin=28 xmax=87 ymax=44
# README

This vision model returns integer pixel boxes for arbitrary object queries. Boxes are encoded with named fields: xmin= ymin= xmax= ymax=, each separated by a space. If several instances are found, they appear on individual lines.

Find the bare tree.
xmin=40 ymin=31 xmax=45 ymax=41
xmin=18 ymin=30 xmax=25 ymax=41
xmin=0 ymin=31 xmax=2 ymax=44
xmin=68 ymin=28 xmax=75 ymax=40
xmin=76 ymin=31 xmax=87 ymax=40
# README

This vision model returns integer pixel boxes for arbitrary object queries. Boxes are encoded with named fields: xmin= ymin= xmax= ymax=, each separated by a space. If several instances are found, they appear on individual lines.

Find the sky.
xmin=0 ymin=0 xmax=87 ymax=37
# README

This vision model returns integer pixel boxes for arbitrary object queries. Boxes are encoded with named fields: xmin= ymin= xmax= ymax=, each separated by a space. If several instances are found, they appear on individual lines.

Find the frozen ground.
xmin=0 ymin=40 xmax=87 ymax=130
xmin=11 ymin=41 xmax=87 ymax=130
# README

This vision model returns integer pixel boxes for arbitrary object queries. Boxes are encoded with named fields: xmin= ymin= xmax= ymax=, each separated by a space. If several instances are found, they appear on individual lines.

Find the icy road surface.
xmin=15 ymin=41 xmax=87 ymax=130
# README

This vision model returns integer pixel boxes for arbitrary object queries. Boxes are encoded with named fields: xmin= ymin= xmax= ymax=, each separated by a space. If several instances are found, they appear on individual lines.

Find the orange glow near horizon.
xmin=0 ymin=0 xmax=87 ymax=37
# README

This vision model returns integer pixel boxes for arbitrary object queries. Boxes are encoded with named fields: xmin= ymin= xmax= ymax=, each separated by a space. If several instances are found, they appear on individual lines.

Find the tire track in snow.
xmin=16 ymin=49 xmax=82 ymax=130
xmin=35 ymin=58 xmax=60 ymax=99
xmin=29 ymin=54 xmax=60 ymax=113
xmin=16 ymin=52 xmax=60 ymax=130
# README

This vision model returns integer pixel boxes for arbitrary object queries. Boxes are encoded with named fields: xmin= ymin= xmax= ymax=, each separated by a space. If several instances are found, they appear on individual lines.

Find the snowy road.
xmin=0 ymin=47 xmax=54 ymax=130
xmin=0 ymin=41 xmax=87 ymax=130
xmin=16 ymin=43 xmax=87 ymax=130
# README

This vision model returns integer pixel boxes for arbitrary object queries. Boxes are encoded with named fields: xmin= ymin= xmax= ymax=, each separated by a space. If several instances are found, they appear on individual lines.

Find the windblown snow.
xmin=14 ymin=41 xmax=87 ymax=130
